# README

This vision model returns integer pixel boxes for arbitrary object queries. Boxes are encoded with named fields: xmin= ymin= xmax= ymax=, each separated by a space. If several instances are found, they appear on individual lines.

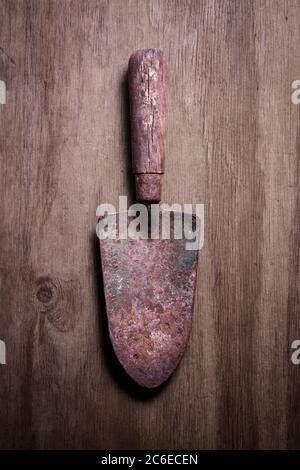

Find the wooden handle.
xmin=128 ymin=49 xmax=166 ymax=202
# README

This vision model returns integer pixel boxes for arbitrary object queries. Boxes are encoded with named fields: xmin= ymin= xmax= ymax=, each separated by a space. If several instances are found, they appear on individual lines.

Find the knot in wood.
xmin=37 ymin=285 xmax=53 ymax=303
xmin=35 ymin=277 xmax=59 ymax=312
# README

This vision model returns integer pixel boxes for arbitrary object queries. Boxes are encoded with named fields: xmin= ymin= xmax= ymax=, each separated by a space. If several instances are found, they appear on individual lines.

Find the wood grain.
xmin=0 ymin=0 xmax=300 ymax=449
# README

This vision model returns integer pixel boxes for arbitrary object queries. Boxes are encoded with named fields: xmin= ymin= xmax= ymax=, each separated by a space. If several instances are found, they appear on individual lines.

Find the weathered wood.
xmin=0 ymin=0 xmax=300 ymax=450
xmin=129 ymin=48 xmax=166 ymax=201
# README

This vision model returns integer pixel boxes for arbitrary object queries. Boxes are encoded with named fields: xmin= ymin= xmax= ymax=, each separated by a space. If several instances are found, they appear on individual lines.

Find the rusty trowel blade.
xmin=98 ymin=212 xmax=199 ymax=388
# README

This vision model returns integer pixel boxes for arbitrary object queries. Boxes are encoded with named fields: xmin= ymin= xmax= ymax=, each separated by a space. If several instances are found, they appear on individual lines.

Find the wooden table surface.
xmin=1 ymin=0 xmax=300 ymax=450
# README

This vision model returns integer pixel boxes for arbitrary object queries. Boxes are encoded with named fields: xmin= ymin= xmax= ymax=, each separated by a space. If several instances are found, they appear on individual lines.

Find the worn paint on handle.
xmin=128 ymin=49 xmax=166 ymax=202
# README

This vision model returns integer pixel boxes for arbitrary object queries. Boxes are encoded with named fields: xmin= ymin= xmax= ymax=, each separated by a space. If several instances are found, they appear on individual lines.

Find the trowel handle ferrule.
xmin=128 ymin=49 xmax=166 ymax=203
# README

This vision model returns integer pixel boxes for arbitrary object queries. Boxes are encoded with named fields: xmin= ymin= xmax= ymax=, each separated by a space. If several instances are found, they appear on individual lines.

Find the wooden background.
xmin=1 ymin=0 xmax=300 ymax=450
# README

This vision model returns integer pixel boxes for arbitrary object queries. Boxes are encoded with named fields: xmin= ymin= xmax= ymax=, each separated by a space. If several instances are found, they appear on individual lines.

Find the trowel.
xmin=98 ymin=49 xmax=200 ymax=388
